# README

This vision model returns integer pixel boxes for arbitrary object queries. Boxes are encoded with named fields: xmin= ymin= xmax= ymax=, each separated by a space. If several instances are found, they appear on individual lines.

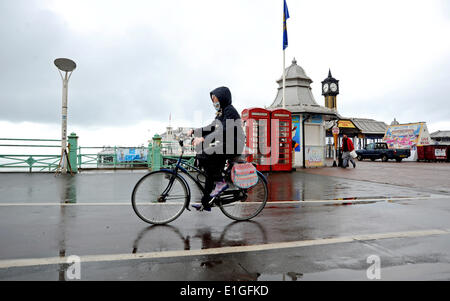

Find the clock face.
xmin=330 ymin=83 xmax=338 ymax=92
xmin=323 ymin=83 xmax=329 ymax=93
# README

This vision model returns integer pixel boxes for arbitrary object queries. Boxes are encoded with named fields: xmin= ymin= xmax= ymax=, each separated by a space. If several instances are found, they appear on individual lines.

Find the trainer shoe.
xmin=191 ymin=203 xmax=211 ymax=212
xmin=210 ymin=180 xmax=229 ymax=197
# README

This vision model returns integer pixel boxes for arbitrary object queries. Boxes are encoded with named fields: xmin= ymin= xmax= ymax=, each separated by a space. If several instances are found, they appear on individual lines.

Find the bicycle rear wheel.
xmin=219 ymin=173 xmax=268 ymax=221
xmin=132 ymin=170 xmax=189 ymax=225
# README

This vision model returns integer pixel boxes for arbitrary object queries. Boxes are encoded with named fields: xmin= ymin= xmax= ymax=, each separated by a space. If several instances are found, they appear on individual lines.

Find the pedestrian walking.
xmin=341 ymin=134 xmax=356 ymax=168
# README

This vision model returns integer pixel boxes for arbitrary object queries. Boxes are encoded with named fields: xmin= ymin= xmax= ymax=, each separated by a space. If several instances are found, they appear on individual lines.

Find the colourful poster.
xmin=305 ymin=146 xmax=324 ymax=167
xmin=292 ymin=115 xmax=301 ymax=152
xmin=383 ymin=123 xmax=425 ymax=149
xmin=117 ymin=148 xmax=148 ymax=162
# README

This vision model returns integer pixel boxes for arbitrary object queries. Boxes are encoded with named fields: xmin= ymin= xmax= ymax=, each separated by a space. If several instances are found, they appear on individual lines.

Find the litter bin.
xmin=416 ymin=145 xmax=425 ymax=161
xmin=434 ymin=145 xmax=448 ymax=161
xmin=448 ymin=145 xmax=450 ymax=162
xmin=424 ymin=145 xmax=447 ymax=161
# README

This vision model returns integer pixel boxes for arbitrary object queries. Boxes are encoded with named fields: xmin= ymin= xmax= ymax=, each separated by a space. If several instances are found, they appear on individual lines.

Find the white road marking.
xmin=0 ymin=196 xmax=445 ymax=207
xmin=0 ymin=228 xmax=449 ymax=269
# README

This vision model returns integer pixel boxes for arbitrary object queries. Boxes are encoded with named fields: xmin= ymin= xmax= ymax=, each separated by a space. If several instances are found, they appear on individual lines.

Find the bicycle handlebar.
xmin=177 ymin=133 xmax=193 ymax=146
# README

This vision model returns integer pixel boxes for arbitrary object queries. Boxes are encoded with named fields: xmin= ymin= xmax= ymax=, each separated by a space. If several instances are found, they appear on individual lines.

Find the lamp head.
xmin=54 ymin=58 xmax=76 ymax=72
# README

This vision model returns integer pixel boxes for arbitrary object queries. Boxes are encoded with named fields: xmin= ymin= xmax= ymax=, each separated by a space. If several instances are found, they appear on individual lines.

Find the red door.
xmin=269 ymin=109 xmax=292 ymax=171
xmin=242 ymin=108 xmax=271 ymax=171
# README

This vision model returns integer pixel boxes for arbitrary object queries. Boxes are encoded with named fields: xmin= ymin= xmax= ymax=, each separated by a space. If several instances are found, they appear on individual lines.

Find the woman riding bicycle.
xmin=131 ymin=88 xmax=267 ymax=224
xmin=189 ymin=86 xmax=245 ymax=211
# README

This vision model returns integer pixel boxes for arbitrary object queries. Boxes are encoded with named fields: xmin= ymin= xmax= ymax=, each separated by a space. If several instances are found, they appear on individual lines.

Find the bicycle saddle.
xmin=227 ymin=155 xmax=247 ymax=164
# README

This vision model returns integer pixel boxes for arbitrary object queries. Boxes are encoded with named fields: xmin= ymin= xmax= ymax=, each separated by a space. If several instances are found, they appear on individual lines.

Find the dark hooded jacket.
xmin=194 ymin=86 xmax=244 ymax=156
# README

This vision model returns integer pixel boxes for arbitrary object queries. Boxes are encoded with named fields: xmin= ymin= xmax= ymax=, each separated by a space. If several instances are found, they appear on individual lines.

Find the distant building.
xmin=267 ymin=59 xmax=389 ymax=167
xmin=268 ymin=58 xmax=340 ymax=168
xmin=327 ymin=118 xmax=388 ymax=149
xmin=159 ymin=126 xmax=195 ymax=156
xmin=430 ymin=130 xmax=450 ymax=145
xmin=97 ymin=147 xmax=115 ymax=166
xmin=348 ymin=118 xmax=388 ymax=149
xmin=391 ymin=118 xmax=400 ymax=126
xmin=320 ymin=71 xmax=389 ymax=151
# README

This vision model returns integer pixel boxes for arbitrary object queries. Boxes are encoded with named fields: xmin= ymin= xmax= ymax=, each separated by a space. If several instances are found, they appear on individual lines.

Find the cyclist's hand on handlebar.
xmin=187 ymin=129 xmax=194 ymax=137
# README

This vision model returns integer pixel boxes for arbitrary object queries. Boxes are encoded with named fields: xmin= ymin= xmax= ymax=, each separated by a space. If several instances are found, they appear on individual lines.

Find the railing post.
xmin=78 ymin=146 xmax=81 ymax=170
xmin=147 ymin=141 xmax=153 ymax=169
xmin=114 ymin=146 xmax=117 ymax=168
xmin=152 ymin=134 xmax=162 ymax=171
xmin=68 ymin=133 xmax=78 ymax=173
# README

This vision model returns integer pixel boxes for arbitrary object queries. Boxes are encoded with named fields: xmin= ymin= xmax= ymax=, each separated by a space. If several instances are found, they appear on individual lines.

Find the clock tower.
xmin=321 ymin=69 xmax=339 ymax=111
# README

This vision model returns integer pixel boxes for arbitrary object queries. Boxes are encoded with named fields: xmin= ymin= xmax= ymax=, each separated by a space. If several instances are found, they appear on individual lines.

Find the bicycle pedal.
xmin=191 ymin=203 xmax=211 ymax=212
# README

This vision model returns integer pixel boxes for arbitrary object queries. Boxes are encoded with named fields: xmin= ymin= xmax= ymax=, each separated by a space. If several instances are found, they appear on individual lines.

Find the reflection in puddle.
xmin=200 ymin=260 xmax=223 ymax=268
xmin=258 ymin=272 xmax=304 ymax=281
xmin=132 ymin=221 xmax=268 ymax=254
xmin=285 ymin=272 xmax=303 ymax=281
xmin=56 ymin=175 xmax=77 ymax=281
xmin=266 ymin=172 xmax=431 ymax=203
xmin=57 ymin=174 xmax=77 ymax=204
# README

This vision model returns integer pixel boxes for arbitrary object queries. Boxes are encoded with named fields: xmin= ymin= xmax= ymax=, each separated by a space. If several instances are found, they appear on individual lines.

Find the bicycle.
xmin=131 ymin=135 xmax=268 ymax=225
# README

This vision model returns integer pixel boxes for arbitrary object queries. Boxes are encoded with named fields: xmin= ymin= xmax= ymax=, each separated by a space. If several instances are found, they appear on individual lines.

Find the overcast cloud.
xmin=1 ymin=0 xmax=449 ymax=145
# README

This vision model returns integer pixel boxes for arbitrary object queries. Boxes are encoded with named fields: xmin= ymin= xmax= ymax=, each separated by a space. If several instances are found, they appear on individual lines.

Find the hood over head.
xmin=210 ymin=86 xmax=232 ymax=109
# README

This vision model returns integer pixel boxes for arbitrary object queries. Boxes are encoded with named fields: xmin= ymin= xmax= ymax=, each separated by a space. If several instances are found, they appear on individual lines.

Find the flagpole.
xmin=283 ymin=50 xmax=286 ymax=109
xmin=282 ymin=0 xmax=287 ymax=109
xmin=282 ymin=49 xmax=286 ymax=109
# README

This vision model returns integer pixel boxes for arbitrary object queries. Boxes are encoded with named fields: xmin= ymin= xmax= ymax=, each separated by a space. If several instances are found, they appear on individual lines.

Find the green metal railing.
xmin=0 ymin=138 xmax=62 ymax=172
xmin=77 ymin=146 xmax=150 ymax=169
xmin=0 ymin=134 xmax=196 ymax=173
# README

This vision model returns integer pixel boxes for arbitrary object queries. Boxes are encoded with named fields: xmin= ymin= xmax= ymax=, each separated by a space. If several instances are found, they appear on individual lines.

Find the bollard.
xmin=68 ymin=133 xmax=78 ymax=173
xmin=152 ymin=134 xmax=162 ymax=171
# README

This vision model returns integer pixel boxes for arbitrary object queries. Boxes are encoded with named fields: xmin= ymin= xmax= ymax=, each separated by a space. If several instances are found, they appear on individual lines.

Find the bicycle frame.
xmin=159 ymin=139 xmax=208 ymax=210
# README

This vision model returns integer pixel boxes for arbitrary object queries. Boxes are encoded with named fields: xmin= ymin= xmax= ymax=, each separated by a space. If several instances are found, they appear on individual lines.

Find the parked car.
xmin=356 ymin=142 xmax=411 ymax=162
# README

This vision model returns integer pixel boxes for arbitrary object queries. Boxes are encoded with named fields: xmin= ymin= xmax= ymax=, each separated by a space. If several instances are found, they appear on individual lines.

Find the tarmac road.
xmin=0 ymin=161 xmax=449 ymax=281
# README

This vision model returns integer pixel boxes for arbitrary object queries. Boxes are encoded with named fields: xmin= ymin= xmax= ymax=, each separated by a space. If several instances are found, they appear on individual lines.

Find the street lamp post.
xmin=54 ymin=58 xmax=76 ymax=174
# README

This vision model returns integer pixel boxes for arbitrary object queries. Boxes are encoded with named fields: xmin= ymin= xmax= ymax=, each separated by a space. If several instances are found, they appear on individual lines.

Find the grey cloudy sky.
xmin=1 ymin=0 xmax=449 ymax=145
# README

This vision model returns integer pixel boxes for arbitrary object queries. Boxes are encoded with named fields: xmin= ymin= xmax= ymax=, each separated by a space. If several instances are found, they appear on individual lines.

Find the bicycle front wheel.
xmin=132 ymin=170 xmax=189 ymax=225
xmin=219 ymin=173 xmax=268 ymax=221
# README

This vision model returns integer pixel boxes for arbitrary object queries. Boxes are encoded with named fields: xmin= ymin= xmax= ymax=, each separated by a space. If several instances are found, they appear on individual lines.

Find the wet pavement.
xmin=306 ymin=160 xmax=450 ymax=195
xmin=0 ymin=163 xmax=439 ymax=204
xmin=0 ymin=161 xmax=450 ymax=281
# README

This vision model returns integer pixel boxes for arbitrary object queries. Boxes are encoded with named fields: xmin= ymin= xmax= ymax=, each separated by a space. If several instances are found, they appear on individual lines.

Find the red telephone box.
xmin=241 ymin=108 xmax=271 ymax=171
xmin=269 ymin=108 xmax=292 ymax=171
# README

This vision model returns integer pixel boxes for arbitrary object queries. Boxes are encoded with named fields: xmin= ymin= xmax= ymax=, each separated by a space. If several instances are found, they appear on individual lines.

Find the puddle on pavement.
xmin=267 ymin=195 xmax=431 ymax=206
xmin=266 ymin=173 xmax=433 ymax=203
